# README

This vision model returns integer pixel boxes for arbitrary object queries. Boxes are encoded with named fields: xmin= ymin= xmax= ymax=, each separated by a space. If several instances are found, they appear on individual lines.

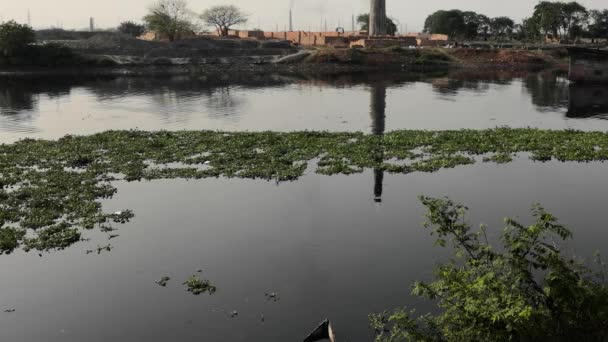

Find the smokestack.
xmin=352 ymin=14 xmax=355 ymax=32
xmin=369 ymin=0 xmax=387 ymax=36
xmin=289 ymin=10 xmax=293 ymax=32
xmin=27 ymin=10 xmax=31 ymax=26
xmin=89 ymin=17 xmax=95 ymax=32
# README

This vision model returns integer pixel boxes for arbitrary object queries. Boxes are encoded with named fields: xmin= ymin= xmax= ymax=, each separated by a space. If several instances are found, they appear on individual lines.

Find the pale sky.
xmin=1 ymin=0 xmax=605 ymax=33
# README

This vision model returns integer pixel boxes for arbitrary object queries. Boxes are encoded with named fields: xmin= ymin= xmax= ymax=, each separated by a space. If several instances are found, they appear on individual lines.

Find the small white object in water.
xmin=114 ymin=211 xmax=123 ymax=216
xmin=204 ymin=161 xmax=211 ymax=165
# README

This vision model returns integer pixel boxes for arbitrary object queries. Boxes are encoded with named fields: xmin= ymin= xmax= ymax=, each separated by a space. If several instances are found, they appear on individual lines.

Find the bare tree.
xmin=200 ymin=5 xmax=248 ymax=36
xmin=143 ymin=0 xmax=196 ymax=41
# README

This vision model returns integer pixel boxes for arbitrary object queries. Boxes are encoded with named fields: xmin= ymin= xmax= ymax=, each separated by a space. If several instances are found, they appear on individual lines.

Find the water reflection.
xmin=523 ymin=71 xmax=570 ymax=112
xmin=567 ymin=85 xmax=608 ymax=118
xmin=369 ymin=83 xmax=387 ymax=203
xmin=2 ymin=70 xmax=608 ymax=142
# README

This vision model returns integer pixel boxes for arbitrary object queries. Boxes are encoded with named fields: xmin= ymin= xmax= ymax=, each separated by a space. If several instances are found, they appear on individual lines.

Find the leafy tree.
xmin=117 ymin=21 xmax=146 ymax=37
xmin=143 ymin=0 xmax=195 ymax=41
xmin=200 ymin=5 xmax=248 ymax=37
xmin=519 ymin=17 xmax=542 ymax=42
xmin=0 ymin=21 xmax=35 ymax=57
xmin=371 ymin=197 xmax=608 ymax=342
xmin=461 ymin=12 xmax=487 ymax=40
xmin=533 ymin=1 xmax=565 ymax=39
xmin=490 ymin=17 xmax=515 ymax=39
xmin=588 ymin=9 xmax=608 ymax=40
xmin=424 ymin=10 xmax=467 ymax=39
xmin=356 ymin=13 xmax=398 ymax=36
xmin=561 ymin=2 xmax=588 ymax=39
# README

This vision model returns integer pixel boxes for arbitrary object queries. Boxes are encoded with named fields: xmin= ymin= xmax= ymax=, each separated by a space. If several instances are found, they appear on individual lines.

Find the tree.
xmin=533 ymin=1 xmax=565 ymax=39
xmin=118 ymin=21 xmax=146 ymax=37
xmin=356 ymin=13 xmax=398 ymax=36
xmin=200 ymin=5 xmax=248 ymax=37
xmin=519 ymin=17 xmax=542 ymax=42
xmin=490 ymin=16 xmax=515 ymax=39
xmin=461 ymin=11 xmax=483 ymax=40
xmin=424 ymin=10 xmax=467 ymax=39
xmin=588 ymin=9 xmax=608 ymax=40
xmin=0 ymin=21 xmax=35 ymax=57
xmin=371 ymin=197 xmax=608 ymax=341
xmin=561 ymin=2 xmax=588 ymax=39
xmin=143 ymin=0 xmax=195 ymax=42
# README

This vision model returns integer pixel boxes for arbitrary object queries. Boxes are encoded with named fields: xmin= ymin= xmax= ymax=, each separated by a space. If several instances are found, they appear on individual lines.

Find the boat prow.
xmin=303 ymin=319 xmax=336 ymax=342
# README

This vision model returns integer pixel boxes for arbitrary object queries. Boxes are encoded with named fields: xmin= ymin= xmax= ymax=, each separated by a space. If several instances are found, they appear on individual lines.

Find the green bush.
xmin=371 ymin=196 xmax=608 ymax=342
xmin=0 ymin=21 xmax=35 ymax=57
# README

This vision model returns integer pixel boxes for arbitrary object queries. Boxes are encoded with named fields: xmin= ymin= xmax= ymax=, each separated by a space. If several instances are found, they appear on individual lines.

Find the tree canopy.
xmin=118 ymin=21 xmax=146 ymax=37
xmin=0 ymin=21 xmax=35 ymax=57
xmin=200 ymin=5 xmax=248 ymax=37
xmin=143 ymin=0 xmax=196 ymax=41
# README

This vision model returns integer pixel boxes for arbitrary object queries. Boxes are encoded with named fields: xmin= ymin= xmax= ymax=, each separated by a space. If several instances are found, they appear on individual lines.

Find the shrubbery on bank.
xmin=0 ymin=21 xmax=108 ymax=67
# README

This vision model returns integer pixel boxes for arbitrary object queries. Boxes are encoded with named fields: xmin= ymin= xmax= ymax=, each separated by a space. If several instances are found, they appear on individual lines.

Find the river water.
xmin=0 ymin=70 xmax=607 ymax=341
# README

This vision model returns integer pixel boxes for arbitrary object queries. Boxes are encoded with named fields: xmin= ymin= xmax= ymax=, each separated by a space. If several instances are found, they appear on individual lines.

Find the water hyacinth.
xmin=2 ymin=128 xmax=608 ymax=254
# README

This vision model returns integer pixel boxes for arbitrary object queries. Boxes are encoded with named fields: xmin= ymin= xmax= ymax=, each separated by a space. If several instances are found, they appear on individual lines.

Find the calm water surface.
xmin=0 ymin=70 xmax=608 ymax=341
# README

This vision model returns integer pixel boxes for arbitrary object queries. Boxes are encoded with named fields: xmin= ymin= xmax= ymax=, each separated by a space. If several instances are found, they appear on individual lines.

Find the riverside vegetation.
xmin=3 ymin=128 xmax=608 ymax=254
xmin=370 ymin=196 xmax=608 ymax=341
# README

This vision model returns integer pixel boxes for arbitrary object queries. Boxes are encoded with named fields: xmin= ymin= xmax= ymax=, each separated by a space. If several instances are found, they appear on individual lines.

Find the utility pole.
xmin=352 ymin=14 xmax=355 ymax=32
xmin=89 ymin=17 xmax=95 ymax=32
xmin=27 ymin=10 xmax=31 ymax=26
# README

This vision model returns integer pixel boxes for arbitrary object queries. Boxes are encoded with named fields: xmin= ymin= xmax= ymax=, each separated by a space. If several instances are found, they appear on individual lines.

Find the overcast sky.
xmin=1 ymin=0 xmax=605 ymax=32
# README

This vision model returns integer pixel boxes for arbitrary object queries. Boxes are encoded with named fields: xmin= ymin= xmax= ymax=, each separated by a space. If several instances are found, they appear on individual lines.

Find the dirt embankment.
xmin=297 ymin=47 xmax=568 ymax=70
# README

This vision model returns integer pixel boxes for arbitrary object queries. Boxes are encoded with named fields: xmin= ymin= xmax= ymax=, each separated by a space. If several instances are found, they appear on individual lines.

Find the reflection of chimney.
xmin=289 ymin=10 xmax=293 ymax=32
xmin=370 ymin=82 xmax=387 ymax=203
xmin=370 ymin=83 xmax=386 ymax=135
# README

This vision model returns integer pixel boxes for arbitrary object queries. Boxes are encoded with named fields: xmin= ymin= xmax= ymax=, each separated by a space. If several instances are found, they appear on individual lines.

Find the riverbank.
xmin=0 ymin=47 xmax=569 ymax=78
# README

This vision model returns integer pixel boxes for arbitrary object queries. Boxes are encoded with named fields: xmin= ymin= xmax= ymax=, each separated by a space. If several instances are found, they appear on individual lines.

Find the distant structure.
xmin=27 ymin=10 xmax=31 ymax=26
xmin=89 ymin=17 xmax=95 ymax=32
xmin=369 ymin=0 xmax=387 ymax=36
xmin=289 ymin=10 xmax=293 ymax=32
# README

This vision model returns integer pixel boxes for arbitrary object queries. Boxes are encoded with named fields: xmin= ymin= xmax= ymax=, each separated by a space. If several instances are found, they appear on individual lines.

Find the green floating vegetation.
xmin=2 ymin=128 xmax=608 ymax=254
xmin=183 ymin=275 xmax=217 ymax=296
xmin=370 ymin=196 xmax=608 ymax=341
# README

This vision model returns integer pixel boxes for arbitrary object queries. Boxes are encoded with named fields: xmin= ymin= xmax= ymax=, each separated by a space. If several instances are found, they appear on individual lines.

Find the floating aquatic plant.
xmin=183 ymin=275 xmax=217 ymax=295
xmin=2 ymin=128 xmax=608 ymax=254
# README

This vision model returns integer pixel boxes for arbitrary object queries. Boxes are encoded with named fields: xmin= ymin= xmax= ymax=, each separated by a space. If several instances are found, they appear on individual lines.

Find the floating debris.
xmin=230 ymin=310 xmax=239 ymax=318
xmin=4 ymin=309 xmax=15 ymax=313
xmin=265 ymin=292 xmax=280 ymax=302
xmin=86 ymin=244 xmax=113 ymax=255
xmin=155 ymin=276 xmax=171 ymax=287
xmin=183 ymin=275 xmax=217 ymax=296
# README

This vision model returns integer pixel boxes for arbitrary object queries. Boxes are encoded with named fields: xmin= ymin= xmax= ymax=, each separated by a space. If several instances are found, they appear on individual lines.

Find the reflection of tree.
xmin=523 ymin=70 xmax=569 ymax=111
xmin=0 ymin=79 xmax=71 ymax=134
xmin=370 ymin=82 xmax=387 ymax=203
xmin=567 ymin=85 xmax=608 ymax=118
xmin=204 ymin=86 xmax=245 ymax=122
xmin=0 ymin=79 xmax=71 ymax=116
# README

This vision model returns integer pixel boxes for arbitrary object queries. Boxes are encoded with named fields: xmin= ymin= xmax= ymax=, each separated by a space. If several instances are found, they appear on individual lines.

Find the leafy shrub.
xmin=0 ymin=21 xmax=35 ymax=56
xmin=371 ymin=196 xmax=608 ymax=342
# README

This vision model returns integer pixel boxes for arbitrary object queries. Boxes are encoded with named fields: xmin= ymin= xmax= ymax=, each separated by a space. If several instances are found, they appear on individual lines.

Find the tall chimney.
xmin=289 ymin=10 xmax=293 ymax=32
xmin=369 ymin=0 xmax=386 ymax=36
xmin=89 ymin=17 xmax=95 ymax=32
